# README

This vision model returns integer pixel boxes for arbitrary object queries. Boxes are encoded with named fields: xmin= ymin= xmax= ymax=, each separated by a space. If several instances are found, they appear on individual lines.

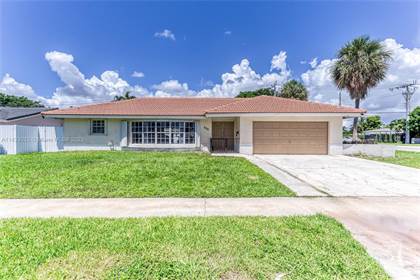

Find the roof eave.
xmin=42 ymin=114 xmax=207 ymax=120
xmin=205 ymin=112 xmax=365 ymax=118
xmin=6 ymin=112 xmax=43 ymax=121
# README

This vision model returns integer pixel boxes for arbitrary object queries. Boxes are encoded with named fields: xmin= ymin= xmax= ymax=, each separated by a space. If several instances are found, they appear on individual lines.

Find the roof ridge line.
xmin=55 ymin=96 xmax=237 ymax=110
xmin=258 ymin=95 xmax=364 ymax=111
xmin=205 ymin=97 xmax=254 ymax=113
xmin=280 ymin=95 xmax=355 ymax=109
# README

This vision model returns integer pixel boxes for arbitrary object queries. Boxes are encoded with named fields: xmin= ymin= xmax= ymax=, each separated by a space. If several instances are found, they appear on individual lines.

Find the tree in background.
xmin=279 ymin=80 xmax=308 ymax=101
xmin=331 ymin=36 xmax=391 ymax=141
xmin=389 ymin=118 xmax=406 ymax=132
xmin=408 ymin=106 xmax=420 ymax=138
xmin=236 ymin=87 xmax=275 ymax=98
xmin=357 ymin=115 xmax=382 ymax=133
xmin=114 ymin=91 xmax=135 ymax=101
xmin=342 ymin=126 xmax=352 ymax=139
xmin=387 ymin=107 xmax=420 ymax=141
xmin=236 ymin=81 xmax=308 ymax=100
xmin=0 ymin=92 xmax=44 ymax=107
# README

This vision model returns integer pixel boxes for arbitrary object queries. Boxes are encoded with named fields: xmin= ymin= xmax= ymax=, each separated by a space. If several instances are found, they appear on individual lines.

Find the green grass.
xmin=0 ymin=215 xmax=388 ymax=279
xmin=0 ymin=151 xmax=294 ymax=198
xmin=357 ymin=151 xmax=420 ymax=169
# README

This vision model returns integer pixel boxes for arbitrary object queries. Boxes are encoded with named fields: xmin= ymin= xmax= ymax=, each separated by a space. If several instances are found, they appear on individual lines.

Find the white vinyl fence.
xmin=0 ymin=125 xmax=63 ymax=155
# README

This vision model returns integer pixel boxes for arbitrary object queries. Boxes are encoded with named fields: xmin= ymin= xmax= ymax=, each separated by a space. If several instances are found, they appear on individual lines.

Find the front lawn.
xmin=0 ymin=151 xmax=294 ymax=198
xmin=357 ymin=151 xmax=420 ymax=169
xmin=0 ymin=215 xmax=388 ymax=279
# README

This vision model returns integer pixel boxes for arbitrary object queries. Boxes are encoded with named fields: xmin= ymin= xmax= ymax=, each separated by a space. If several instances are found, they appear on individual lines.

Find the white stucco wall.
xmin=238 ymin=116 xmax=344 ymax=155
xmin=63 ymin=119 xmax=122 ymax=151
xmin=343 ymin=144 xmax=396 ymax=157
xmin=200 ymin=117 xmax=240 ymax=152
xmin=199 ymin=118 xmax=212 ymax=152
xmin=64 ymin=119 xmax=202 ymax=151
xmin=62 ymin=116 xmax=344 ymax=154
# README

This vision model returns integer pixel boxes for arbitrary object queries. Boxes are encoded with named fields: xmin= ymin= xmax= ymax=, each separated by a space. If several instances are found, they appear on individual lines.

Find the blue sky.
xmin=1 ymin=0 xmax=419 ymax=121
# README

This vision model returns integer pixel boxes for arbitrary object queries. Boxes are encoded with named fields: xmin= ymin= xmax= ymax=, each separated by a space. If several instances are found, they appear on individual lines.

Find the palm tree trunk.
xmin=352 ymin=98 xmax=360 ymax=141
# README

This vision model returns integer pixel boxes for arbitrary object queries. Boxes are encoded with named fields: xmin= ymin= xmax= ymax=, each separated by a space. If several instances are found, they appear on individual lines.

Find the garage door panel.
xmin=254 ymin=133 xmax=327 ymax=140
xmin=254 ymin=136 xmax=326 ymax=142
xmin=255 ymin=139 xmax=327 ymax=145
xmin=254 ymin=145 xmax=327 ymax=154
xmin=253 ymin=122 xmax=328 ymax=155
xmin=254 ymin=131 xmax=327 ymax=138
xmin=255 ymin=122 xmax=326 ymax=130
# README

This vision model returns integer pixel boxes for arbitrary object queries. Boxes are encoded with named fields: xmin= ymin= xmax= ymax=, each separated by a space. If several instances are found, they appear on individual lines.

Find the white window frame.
xmin=90 ymin=119 xmax=106 ymax=135
xmin=129 ymin=120 xmax=197 ymax=148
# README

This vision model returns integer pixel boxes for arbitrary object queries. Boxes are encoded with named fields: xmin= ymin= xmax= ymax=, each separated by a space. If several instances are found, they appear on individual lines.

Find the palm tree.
xmin=331 ymin=36 xmax=391 ymax=141
xmin=279 ymin=80 xmax=308 ymax=101
xmin=114 ymin=91 xmax=135 ymax=101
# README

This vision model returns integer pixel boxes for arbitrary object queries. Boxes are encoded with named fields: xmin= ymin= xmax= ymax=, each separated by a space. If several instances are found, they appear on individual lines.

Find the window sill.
xmin=129 ymin=144 xmax=197 ymax=148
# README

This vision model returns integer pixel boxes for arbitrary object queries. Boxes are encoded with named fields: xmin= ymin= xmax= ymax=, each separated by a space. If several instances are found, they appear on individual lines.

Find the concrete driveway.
xmin=255 ymin=155 xmax=420 ymax=196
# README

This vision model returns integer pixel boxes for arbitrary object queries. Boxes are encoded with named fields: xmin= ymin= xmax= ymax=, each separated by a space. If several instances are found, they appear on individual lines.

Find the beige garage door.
xmin=253 ymin=122 xmax=328 ymax=154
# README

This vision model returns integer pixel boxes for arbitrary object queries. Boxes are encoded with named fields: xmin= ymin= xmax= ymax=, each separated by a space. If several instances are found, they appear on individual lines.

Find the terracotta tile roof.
xmin=42 ymin=98 xmax=235 ymax=116
xmin=43 ymin=96 xmax=365 ymax=117
xmin=206 ymin=96 xmax=366 ymax=114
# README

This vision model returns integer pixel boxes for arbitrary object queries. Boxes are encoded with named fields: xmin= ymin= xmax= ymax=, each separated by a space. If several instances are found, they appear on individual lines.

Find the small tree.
xmin=343 ymin=126 xmax=352 ymax=138
xmin=409 ymin=106 xmax=420 ymax=138
xmin=389 ymin=118 xmax=406 ymax=132
xmin=236 ymin=88 xmax=275 ymax=98
xmin=0 ymin=92 xmax=44 ymax=107
xmin=279 ymin=80 xmax=308 ymax=101
xmin=358 ymin=115 xmax=382 ymax=133
xmin=114 ymin=91 xmax=135 ymax=101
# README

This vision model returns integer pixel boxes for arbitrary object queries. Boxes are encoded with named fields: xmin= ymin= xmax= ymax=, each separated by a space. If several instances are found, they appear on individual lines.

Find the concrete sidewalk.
xmin=0 ymin=197 xmax=322 ymax=218
xmin=397 ymin=145 xmax=420 ymax=152
xmin=1 ymin=197 xmax=419 ymax=280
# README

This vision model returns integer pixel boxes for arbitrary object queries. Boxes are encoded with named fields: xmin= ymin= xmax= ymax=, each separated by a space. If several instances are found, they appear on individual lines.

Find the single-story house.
xmin=42 ymin=95 xmax=365 ymax=155
xmin=0 ymin=107 xmax=63 ymax=126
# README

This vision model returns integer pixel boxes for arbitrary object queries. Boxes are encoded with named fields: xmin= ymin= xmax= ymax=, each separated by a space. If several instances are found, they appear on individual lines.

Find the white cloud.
xmin=131 ymin=71 xmax=145 ymax=78
xmin=224 ymin=30 xmax=232 ymax=36
xmin=270 ymin=51 xmax=288 ymax=72
xmin=152 ymin=80 xmax=194 ymax=97
xmin=43 ymin=51 xmax=149 ymax=106
xmin=198 ymin=53 xmax=291 ymax=97
xmin=154 ymin=29 xmax=176 ymax=41
xmin=200 ymin=78 xmax=214 ymax=88
xmin=4 ymin=38 xmax=419 ymax=121
xmin=3 ymin=51 xmax=291 ymax=105
xmin=309 ymin=57 xmax=318 ymax=68
xmin=301 ymin=38 xmax=420 ymax=123
xmin=0 ymin=74 xmax=51 ymax=106
xmin=300 ymin=57 xmax=318 ymax=68
xmin=0 ymin=74 xmax=38 ymax=100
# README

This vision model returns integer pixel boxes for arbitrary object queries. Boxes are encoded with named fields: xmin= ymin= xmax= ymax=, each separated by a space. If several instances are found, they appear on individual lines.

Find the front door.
xmin=212 ymin=122 xmax=234 ymax=151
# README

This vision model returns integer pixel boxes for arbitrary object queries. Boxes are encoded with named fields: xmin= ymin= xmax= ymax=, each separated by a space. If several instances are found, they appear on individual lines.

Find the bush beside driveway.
xmin=0 ymin=151 xmax=294 ymax=198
